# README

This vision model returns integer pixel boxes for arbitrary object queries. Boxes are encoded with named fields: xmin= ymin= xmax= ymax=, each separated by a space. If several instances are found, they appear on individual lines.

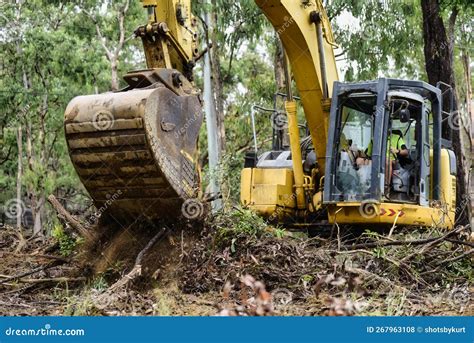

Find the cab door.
xmin=419 ymin=102 xmax=430 ymax=206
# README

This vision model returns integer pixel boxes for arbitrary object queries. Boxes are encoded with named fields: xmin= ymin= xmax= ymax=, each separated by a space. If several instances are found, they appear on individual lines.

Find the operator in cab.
xmin=364 ymin=130 xmax=409 ymax=184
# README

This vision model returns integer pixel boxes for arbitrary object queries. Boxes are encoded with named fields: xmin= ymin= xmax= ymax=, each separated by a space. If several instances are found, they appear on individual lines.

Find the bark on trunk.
xmin=110 ymin=59 xmax=119 ymax=91
xmin=15 ymin=126 xmax=22 ymax=231
xmin=421 ymin=0 xmax=471 ymax=226
xmin=210 ymin=0 xmax=226 ymax=154
xmin=460 ymin=49 xmax=473 ymax=226
xmin=32 ymin=197 xmax=44 ymax=236
xmin=274 ymin=37 xmax=286 ymax=92
xmin=461 ymin=50 xmax=472 ymax=141
xmin=32 ymin=206 xmax=42 ymax=236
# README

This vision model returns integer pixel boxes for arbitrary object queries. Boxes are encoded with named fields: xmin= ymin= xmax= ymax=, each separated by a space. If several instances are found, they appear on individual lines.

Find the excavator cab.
xmin=324 ymin=78 xmax=456 ymax=228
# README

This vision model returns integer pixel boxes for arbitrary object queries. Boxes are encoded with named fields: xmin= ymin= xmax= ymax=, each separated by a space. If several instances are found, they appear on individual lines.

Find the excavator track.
xmin=64 ymin=69 xmax=203 ymax=224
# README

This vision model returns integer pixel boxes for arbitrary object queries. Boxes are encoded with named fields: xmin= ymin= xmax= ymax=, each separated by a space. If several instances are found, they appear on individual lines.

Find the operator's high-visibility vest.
xmin=366 ymin=133 xmax=405 ymax=161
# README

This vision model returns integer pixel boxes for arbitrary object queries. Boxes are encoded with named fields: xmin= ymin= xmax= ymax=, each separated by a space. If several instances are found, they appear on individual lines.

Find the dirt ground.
xmin=0 ymin=215 xmax=472 ymax=316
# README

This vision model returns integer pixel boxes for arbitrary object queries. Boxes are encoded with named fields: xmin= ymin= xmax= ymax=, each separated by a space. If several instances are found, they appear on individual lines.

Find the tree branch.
xmin=0 ymin=145 xmax=13 ymax=165
xmin=83 ymin=8 xmax=114 ymax=61
xmin=447 ymin=6 xmax=458 ymax=45
xmin=115 ymin=0 xmax=130 ymax=58
xmin=0 ymin=260 xmax=67 ymax=285
xmin=95 ymin=23 xmax=113 ymax=61
xmin=47 ymin=194 xmax=95 ymax=241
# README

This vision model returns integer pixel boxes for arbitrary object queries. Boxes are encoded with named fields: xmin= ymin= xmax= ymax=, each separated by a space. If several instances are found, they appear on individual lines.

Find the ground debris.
xmin=0 ymin=215 xmax=472 ymax=316
xmin=216 ymin=275 xmax=273 ymax=316
xmin=179 ymin=213 xmax=473 ymax=316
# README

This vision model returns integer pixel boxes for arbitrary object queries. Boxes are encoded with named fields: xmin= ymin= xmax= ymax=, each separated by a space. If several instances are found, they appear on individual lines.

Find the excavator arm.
xmin=64 ymin=0 xmax=203 ymax=223
xmin=137 ymin=0 xmax=199 ymax=80
xmin=255 ymin=0 xmax=339 ymax=173
xmin=241 ymin=0 xmax=339 ymax=218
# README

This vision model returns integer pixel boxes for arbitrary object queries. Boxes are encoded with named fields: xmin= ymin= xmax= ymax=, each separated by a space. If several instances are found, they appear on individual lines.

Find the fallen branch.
xmin=335 ymin=249 xmax=420 ymax=284
xmin=446 ymin=238 xmax=474 ymax=248
xmin=0 ymin=260 xmax=67 ymax=285
xmin=0 ymin=300 xmax=32 ymax=308
xmin=401 ymin=225 xmax=468 ymax=263
xmin=16 ymin=277 xmax=86 ymax=284
xmin=434 ymin=249 xmax=474 ymax=267
xmin=103 ymin=227 xmax=168 ymax=293
xmin=344 ymin=266 xmax=412 ymax=294
xmin=2 ymin=252 xmax=70 ymax=263
xmin=47 ymin=194 xmax=95 ymax=241
xmin=419 ymin=248 xmax=474 ymax=276
xmin=344 ymin=225 xmax=467 ymax=251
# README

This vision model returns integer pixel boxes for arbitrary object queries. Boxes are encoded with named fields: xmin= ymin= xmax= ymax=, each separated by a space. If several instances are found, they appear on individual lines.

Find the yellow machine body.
xmin=241 ymin=149 xmax=456 ymax=229
xmin=326 ymin=149 xmax=456 ymax=228
xmin=241 ymin=0 xmax=457 ymax=229
xmin=241 ymin=168 xmax=296 ymax=220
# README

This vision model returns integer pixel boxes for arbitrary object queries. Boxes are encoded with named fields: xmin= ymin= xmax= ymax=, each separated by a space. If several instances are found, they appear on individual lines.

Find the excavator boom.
xmin=255 ymin=0 xmax=339 ymax=173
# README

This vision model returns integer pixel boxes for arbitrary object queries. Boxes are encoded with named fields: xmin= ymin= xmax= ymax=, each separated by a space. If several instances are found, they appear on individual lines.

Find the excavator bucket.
xmin=64 ymin=69 xmax=203 ymax=223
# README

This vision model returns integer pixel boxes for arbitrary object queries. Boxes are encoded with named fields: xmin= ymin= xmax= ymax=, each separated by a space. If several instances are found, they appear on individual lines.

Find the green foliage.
xmin=0 ymin=0 xmax=146 ymax=232
xmin=273 ymin=227 xmax=287 ymax=239
xmin=213 ymin=208 xmax=268 ymax=247
xmin=329 ymin=0 xmax=425 ymax=81
xmin=91 ymin=276 xmax=108 ymax=292
xmin=52 ymin=224 xmax=79 ymax=256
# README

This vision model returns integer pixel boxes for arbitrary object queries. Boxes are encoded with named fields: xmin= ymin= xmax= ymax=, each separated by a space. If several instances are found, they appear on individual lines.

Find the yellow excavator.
xmin=65 ymin=0 xmax=456 ymax=229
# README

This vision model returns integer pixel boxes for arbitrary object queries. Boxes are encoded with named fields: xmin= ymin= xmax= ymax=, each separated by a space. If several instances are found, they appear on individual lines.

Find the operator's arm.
xmin=390 ymin=136 xmax=409 ymax=157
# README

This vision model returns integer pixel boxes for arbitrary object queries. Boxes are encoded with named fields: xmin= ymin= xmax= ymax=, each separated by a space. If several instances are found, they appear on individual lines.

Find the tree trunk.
xmin=110 ymin=59 xmax=119 ymax=91
xmin=274 ymin=36 xmax=286 ymax=92
xmin=203 ymin=0 xmax=222 ymax=211
xmin=210 ymin=0 xmax=226 ymax=154
xmin=16 ymin=125 xmax=22 ymax=231
xmin=461 ymin=49 xmax=472 ymax=142
xmin=421 ymin=0 xmax=471 ymax=226
xmin=32 ymin=200 xmax=43 ymax=236
xmin=460 ymin=48 xmax=473 ymax=226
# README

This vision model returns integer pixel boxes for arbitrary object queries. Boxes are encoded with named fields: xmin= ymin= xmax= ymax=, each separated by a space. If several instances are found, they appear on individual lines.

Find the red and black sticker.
xmin=380 ymin=208 xmax=404 ymax=217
